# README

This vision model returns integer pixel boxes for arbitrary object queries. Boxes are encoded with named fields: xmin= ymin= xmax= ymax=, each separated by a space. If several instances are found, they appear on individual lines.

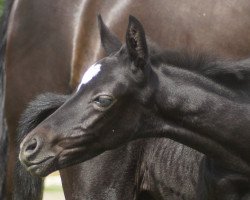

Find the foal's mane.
xmin=149 ymin=46 xmax=250 ymax=97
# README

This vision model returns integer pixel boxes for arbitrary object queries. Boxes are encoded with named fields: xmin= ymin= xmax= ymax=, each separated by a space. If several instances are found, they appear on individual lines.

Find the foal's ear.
xmin=126 ymin=15 xmax=149 ymax=69
xmin=98 ymin=15 xmax=122 ymax=55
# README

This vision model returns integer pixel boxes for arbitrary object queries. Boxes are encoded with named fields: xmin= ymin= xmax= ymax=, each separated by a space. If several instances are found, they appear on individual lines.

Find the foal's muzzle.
xmin=19 ymin=129 xmax=59 ymax=176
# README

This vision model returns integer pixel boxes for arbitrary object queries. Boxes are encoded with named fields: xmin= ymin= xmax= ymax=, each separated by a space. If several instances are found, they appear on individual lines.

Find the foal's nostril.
xmin=20 ymin=136 xmax=45 ymax=165
xmin=26 ymin=138 xmax=38 ymax=151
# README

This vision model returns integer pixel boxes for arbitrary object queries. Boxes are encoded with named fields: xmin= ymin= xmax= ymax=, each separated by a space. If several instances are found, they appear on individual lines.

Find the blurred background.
xmin=0 ymin=0 xmax=65 ymax=199
xmin=43 ymin=172 xmax=65 ymax=200
xmin=0 ymin=0 xmax=4 ymax=16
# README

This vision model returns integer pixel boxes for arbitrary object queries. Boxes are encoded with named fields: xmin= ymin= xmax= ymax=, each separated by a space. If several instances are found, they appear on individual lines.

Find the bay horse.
xmin=19 ymin=16 xmax=250 ymax=200
xmin=2 ymin=0 xmax=250 ymax=199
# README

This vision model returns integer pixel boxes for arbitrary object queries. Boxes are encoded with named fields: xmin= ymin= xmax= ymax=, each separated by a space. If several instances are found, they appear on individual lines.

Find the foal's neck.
xmin=145 ymin=64 xmax=250 ymax=175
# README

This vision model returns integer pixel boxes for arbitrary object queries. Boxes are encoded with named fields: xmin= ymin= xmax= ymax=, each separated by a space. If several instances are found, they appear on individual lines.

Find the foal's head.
xmin=19 ymin=16 xmax=156 ymax=176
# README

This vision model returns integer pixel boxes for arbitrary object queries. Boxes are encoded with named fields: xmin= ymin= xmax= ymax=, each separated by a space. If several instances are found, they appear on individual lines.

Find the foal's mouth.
xmin=25 ymin=156 xmax=57 ymax=177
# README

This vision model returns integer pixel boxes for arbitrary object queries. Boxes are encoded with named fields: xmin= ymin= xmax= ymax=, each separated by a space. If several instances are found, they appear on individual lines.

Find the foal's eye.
xmin=93 ymin=95 xmax=114 ymax=109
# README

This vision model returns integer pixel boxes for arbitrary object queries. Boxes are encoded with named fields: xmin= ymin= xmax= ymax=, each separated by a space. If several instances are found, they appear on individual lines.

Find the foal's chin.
xmin=25 ymin=157 xmax=57 ymax=177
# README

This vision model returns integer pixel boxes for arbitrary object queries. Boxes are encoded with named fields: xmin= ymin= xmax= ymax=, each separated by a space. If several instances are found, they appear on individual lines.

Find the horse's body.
xmin=70 ymin=0 xmax=250 ymax=87
xmin=19 ymin=15 xmax=250 ymax=200
xmin=2 ymin=0 xmax=250 ymax=199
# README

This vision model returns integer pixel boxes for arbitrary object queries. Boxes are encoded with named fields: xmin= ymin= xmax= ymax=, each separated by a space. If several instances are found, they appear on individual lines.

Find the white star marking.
xmin=77 ymin=63 xmax=102 ymax=91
